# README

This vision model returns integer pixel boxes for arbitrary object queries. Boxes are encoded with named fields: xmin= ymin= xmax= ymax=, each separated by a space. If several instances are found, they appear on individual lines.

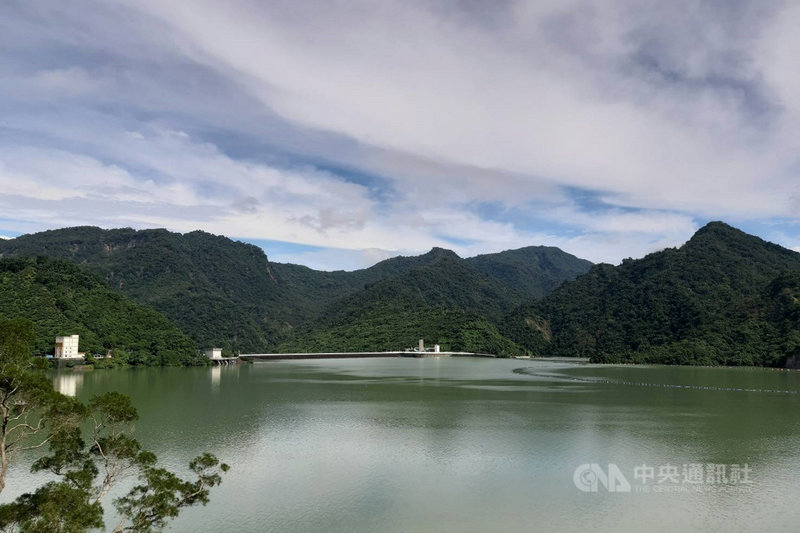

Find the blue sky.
xmin=2 ymin=0 xmax=800 ymax=270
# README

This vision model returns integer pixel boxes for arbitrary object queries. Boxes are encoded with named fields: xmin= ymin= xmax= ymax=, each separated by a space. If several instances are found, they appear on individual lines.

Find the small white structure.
xmin=54 ymin=335 xmax=84 ymax=359
xmin=418 ymin=339 xmax=424 ymax=351
xmin=204 ymin=348 xmax=223 ymax=360
xmin=434 ymin=344 xmax=440 ymax=353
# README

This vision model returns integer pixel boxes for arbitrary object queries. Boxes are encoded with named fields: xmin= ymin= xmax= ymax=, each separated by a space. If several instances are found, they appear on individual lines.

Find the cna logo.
xmin=573 ymin=463 xmax=631 ymax=493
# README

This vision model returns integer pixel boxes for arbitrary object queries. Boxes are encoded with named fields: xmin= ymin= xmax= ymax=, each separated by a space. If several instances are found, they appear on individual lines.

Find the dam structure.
xmin=238 ymin=350 xmax=495 ymax=361
xmin=239 ymin=339 xmax=496 ymax=361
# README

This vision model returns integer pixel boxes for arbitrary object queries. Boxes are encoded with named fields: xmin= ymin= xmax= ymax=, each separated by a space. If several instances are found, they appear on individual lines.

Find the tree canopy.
xmin=0 ymin=318 xmax=228 ymax=532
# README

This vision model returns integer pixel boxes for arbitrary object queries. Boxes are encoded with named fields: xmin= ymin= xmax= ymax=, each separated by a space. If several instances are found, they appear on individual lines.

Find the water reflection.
xmin=53 ymin=372 xmax=83 ymax=397
xmin=211 ymin=366 xmax=221 ymax=390
xmin=210 ymin=365 xmax=239 ymax=392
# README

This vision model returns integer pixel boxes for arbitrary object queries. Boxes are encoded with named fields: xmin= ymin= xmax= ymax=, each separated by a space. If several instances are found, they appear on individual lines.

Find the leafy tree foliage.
xmin=113 ymin=452 xmax=228 ymax=533
xmin=0 ymin=323 xmax=229 ymax=532
xmin=0 ymin=317 xmax=83 ymax=494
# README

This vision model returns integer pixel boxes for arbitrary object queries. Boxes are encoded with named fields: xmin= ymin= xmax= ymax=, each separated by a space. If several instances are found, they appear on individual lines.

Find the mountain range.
xmin=0 ymin=226 xmax=591 ymax=356
xmin=3 ymin=222 xmax=800 ymax=367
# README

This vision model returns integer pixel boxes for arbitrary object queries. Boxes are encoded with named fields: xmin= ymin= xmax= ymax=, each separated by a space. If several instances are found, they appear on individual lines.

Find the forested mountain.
xmin=4 ymin=222 xmax=800 ymax=366
xmin=0 ymin=256 xmax=197 ymax=365
xmin=503 ymin=222 xmax=800 ymax=366
xmin=466 ymin=246 xmax=593 ymax=301
xmin=0 ymin=227 xmax=292 ymax=352
xmin=280 ymin=248 xmax=526 ymax=354
xmin=0 ymin=227 xmax=592 ymax=352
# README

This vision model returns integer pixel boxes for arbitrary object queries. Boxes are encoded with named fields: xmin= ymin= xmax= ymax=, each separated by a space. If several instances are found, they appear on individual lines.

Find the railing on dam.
xmin=238 ymin=351 xmax=496 ymax=361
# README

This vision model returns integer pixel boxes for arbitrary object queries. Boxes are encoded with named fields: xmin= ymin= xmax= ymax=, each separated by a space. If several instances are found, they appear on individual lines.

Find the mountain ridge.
xmin=0 ymin=226 xmax=593 ymax=352
xmin=502 ymin=221 xmax=800 ymax=366
xmin=5 ymin=222 xmax=800 ymax=366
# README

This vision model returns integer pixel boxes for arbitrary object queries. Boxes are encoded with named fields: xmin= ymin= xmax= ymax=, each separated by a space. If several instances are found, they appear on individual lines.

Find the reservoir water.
xmin=6 ymin=358 xmax=800 ymax=532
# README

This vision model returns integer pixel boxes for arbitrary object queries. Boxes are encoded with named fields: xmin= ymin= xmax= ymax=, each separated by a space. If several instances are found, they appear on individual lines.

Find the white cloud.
xmin=1 ymin=0 xmax=798 ymax=269
xmin=0 ymin=127 xmax=545 ymax=255
xmin=32 ymin=67 xmax=99 ymax=95
xmin=132 ymin=0 xmax=800 ymax=219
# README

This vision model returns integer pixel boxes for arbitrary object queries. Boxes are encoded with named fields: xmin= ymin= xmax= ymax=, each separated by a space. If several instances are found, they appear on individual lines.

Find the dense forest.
xmin=503 ymin=222 xmax=800 ymax=366
xmin=0 ymin=227 xmax=591 ymax=353
xmin=0 ymin=256 xmax=198 ymax=365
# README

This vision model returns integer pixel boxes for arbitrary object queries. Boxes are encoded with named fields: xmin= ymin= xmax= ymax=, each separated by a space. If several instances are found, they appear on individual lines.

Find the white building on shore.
xmin=205 ymin=348 xmax=223 ymax=360
xmin=415 ymin=339 xmax=441 ymax=353
xmin=54 ymin=335 xmax=85 ymax=359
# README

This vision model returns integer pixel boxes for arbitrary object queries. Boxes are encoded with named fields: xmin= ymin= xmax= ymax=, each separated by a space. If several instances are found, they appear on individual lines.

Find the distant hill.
xmin=0 ymin=227 xmax=291 ymax=352
xmin=6 ymin=222 xmax=800 ymax=366
xmin=466 ymin=246 xmax=593 ymax=302
xmin=0 ymin=256 xmax=197 ymax=365
xmin=0 ymin=227 xmax=592 ymax=353
xmin=503 ymin=222 xmax=800 ymax=366
xmin=280 ymin=248 xmax=527 ymax=354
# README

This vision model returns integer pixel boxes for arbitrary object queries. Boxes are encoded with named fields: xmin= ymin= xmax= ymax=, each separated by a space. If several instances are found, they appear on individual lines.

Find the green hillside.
xmin=503 ymin=222 xmax=800 ymax=366
xmin=0 ymin=227 xmax=359 ymax=352
xmin=0 ymin=227 xmax=282 ymax=352
xmin=466 ymin=246 xmax=593 ymax=302
xmin=0 ymin=256 xmax=198 ymax=365
xmin=5 ymin=222 xmax=799 ymax=366
xmin=0 ymin=227 xmax=591 ymax=354
xmin=281 ymin=249 xmax=526 ymax=354
xmin=280 ymin=307 xmax=519 ymax=355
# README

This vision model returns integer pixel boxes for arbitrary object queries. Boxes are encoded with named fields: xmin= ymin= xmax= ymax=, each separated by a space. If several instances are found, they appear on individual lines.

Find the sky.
xmin=2 ymin=0 xmax=800 ymax=271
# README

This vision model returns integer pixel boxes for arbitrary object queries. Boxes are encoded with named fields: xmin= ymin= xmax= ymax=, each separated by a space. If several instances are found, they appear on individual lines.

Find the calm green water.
xmin=6 ymin=358 xmax=800 ymax=532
